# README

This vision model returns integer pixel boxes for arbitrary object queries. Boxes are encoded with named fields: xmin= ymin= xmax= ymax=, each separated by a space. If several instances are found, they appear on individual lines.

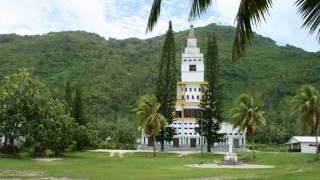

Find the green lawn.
xmin=0 ymin=151 xmax=319 ymax=179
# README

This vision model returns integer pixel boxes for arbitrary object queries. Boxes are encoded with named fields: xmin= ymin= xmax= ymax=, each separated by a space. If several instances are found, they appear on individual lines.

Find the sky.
xmin=0 ymin=0 xmax=318 ymax=52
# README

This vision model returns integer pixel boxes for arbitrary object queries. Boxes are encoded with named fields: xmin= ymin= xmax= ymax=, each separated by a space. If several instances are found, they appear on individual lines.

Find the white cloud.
xmin=0 ymin=0 xmax=318 ymax=52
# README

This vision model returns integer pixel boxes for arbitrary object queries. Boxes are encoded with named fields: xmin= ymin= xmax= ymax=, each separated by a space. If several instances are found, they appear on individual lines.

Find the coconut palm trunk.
xmin=153 ymin=135 xmax=156 ymax=157
xmin=252 ymin=133 xmax=256 ymax=159
xmin=160 ymin=131 xmax=164 ymax=152
xmin=313 ymin=111 xmax=319 ymax=160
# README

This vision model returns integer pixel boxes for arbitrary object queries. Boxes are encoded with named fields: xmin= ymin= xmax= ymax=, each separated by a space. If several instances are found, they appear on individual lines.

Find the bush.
xmin=246 ymin=143 xmax=280 ymax=152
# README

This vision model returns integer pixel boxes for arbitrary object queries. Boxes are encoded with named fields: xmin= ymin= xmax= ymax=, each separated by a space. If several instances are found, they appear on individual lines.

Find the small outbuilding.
xmin=285 ymin=136 xmax=320 ymax=153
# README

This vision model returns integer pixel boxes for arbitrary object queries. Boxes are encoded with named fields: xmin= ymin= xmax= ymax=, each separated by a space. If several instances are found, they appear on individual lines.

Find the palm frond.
xmin=291 ymin=84 xmax=320 ymax=134
xmin=232 ymin=0 xmax=272 ymax=62
xmin=296 ymin=0 xmax=320 ymax=42
xmin=189 ymin=0 xmax=213 ymax=20
xmin=146 ymin=0 xmax=162 ymax=33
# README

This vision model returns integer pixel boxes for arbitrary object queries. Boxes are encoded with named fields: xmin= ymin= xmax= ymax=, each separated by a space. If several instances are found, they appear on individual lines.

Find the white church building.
xmin=139 ymin=25 xmax=246 ymax=151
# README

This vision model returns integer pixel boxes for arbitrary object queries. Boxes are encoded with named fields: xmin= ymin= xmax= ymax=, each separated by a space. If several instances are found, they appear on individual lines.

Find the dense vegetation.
xmin=0 ymin=23 xmax=319 ymax=144
xmin=0 ymin=69 xmax=99 ymax=155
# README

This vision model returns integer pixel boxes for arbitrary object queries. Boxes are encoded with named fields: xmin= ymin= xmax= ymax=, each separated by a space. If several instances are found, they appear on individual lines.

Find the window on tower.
xmin=181 ymin=95 xmax=184 ymax=100
xmin=189 ymin=65 xmax=196 ymax=71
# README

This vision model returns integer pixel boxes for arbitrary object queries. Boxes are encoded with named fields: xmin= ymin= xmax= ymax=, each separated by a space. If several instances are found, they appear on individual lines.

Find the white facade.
xmin=140 ymin=25 xmax=246 ymax=151
xmin=286 ymin=136 xmax=319 ymax=153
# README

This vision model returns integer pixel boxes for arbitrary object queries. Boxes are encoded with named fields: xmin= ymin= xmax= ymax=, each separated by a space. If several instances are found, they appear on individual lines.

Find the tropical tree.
xmin=135 ymin=95 xmax=167 ymax=156
xmin=0 ymin=68 xmax=76 ymax=155
xmin=230 ymin=93 xmax=267 ymax=159
xmin=291 ymin=84 xmax=320 ymax=160
xmin=196 ymin=34 xmax=224 ymax=152
xmin=155 ymin=20 xmax=176 ymax=151
xmin=0 ymin=68 xmax=48 ymax=154
xmin=146 ymin=0 xmax=320 ymax=61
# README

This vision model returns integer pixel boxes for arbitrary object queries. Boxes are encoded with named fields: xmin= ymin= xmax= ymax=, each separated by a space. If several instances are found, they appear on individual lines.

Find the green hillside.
xmin=0 ymin=23 xmax=319 ymax=143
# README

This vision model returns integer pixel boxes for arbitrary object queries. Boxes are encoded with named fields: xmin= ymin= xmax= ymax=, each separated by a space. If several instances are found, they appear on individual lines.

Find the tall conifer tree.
xmin=65 ymin=79 xmax=73 ymax=112
xmin=196 ymin=34 xmax=224 ymax=152
xmin=73 ymin=84 xmax=86 ymax=125
xmin=155 ymin=21 xmax=176 ymax=151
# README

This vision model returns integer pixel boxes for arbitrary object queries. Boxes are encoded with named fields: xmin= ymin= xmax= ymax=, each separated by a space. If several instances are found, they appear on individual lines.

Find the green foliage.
xmin=135 ymin=95 xmax=167 ymax=137
xmin=296 ymin=0 xmax=320 ymax=42
xmin=291 ymin=84 xmax=320 ymax=134
xmin=291 ymin=84 xmax=320 ymax=159
xmin=196 ymin=34 xmax=224 ymax=152
xmin=73 ymin=84 xmax=86 ymax=125
xmin=93 ymin=116 xmax=138 ymax=149
xmin=46 ymin=109 xmax=75 ymax=156
xmin=230 ymin=93 xmax=267 ymax=134
xmin=0 ymin=69 xmax=75 ymax=155
xmin=155 ymin=21 xmax=176 ymax=150
xmin=230 ymin=93 xmax=267 ymax=159
xmin=74 ymin=125 xmax=93 ymax=150
xmin=246 ymin=143 xmax=281 ymax=152
xmin=65 ymin=79 xmax=73 ymax=112
xmin=112 ymin=118 xmax=137 ymax=146
xmin=135 ymin=95 xmax=167 ymax=156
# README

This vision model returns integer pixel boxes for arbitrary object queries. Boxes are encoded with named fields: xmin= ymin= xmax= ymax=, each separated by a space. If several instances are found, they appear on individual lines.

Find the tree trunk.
xmin=207 ymin=138 xmax=211 ymax=152
xmin=252 ymin=133 xmax=256 ymax=159
xmin=313 ymin=111 xmax=319 ymax=160
xmin=9 ymin=136 xmax=15 ymax=154
xmin=315 ymin=133 xmax=319 ymax=160
xmin=160 ymin=131 xmax=164 ymax=152
xmin=153 ymin=135 xmax=156 ymax=157
xmin=2 ymin=135 xmax=8 ymax=153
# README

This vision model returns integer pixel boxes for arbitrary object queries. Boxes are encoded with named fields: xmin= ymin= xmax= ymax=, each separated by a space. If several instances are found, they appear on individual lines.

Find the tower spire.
xmin=189 ymin=24 xmax=194 ymax=38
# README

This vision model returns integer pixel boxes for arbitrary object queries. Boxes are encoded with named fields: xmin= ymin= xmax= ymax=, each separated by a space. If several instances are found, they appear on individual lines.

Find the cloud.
xmin=0 ymin=0 xmax=318 ymax=52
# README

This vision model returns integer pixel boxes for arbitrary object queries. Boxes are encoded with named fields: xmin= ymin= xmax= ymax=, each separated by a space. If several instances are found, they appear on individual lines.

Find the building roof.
xmin=286 ymin=136 xmax=318 ymax=144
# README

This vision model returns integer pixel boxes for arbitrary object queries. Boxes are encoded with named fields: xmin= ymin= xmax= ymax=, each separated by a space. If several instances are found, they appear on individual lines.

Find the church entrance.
xmin=173 ymin=138 xmax=179 ymax=147
xmin=190 ymin=138 xmax=197 ymax=148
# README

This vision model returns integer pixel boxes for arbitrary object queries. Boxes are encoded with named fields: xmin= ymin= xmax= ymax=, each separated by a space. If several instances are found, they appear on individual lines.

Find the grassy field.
xmin=0 ymin=151 xmax=319 ymax=179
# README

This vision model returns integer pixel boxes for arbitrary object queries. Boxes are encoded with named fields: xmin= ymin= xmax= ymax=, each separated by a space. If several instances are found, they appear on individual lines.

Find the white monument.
xmin=222 ymin=135 xmax=238 ymax=164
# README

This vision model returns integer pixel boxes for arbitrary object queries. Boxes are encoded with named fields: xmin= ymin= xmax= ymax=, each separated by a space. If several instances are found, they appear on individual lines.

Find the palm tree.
xmin=291 ymin=84 xmax=320 ymax=160
xmin=230 ymin=93 xmax=267 ymax=159
xmin=146 ymin=0 xmax=320 ymax=62
xmin=135 ymin=95 xmax=167 ymax=156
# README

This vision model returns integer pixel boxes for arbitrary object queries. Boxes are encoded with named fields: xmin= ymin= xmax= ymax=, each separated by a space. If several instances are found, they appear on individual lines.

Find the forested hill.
xmin=0 ymin=23 xmax=319 ymax=142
